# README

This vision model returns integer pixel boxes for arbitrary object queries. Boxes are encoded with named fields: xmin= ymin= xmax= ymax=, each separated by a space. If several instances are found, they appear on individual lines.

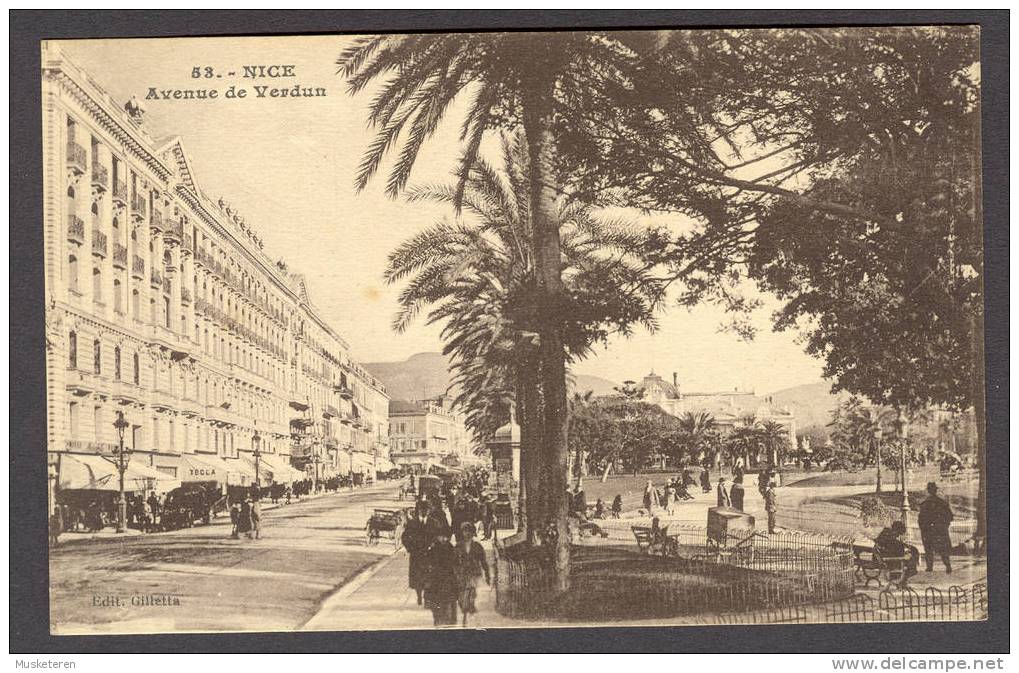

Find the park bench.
xmin=365 ymin=508 xmax=407 ymax=547
xmin=852 ymin=543 xmax=913 ymax=588
xmin=632 ymin=526 xmax=677 ymax=556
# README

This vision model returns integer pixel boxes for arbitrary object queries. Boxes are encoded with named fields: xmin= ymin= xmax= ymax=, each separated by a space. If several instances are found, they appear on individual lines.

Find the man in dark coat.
xmin=716 ymin=476 xmax=731 ymax=508
xmin=918 ymin=481 xmax=954 ymax=573
xmin=423 ymin=524 xmax=458 ymax=626
xmin=401 ymin=502 xmax=437 ymax=605
xmin=875 ymin=520 xmax=918 ymax=585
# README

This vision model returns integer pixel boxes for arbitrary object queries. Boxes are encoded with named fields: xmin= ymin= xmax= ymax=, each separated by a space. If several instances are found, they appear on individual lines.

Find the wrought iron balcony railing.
xmin=91 ymin=229 xmax=107 ymax=257
xmin=67 ymin=214 xmax=85 ymax=244
xmin=112 ymin=243 xmax=128 ymax=268
xmin=91 ymin=163 xmax=109 ymax=191
xmin=66 ymin=141 xmax=87 ymax=175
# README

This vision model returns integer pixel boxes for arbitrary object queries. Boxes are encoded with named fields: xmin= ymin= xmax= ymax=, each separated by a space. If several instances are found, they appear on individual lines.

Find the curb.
xmin=300 ymin=547 xmax=404 ymax=630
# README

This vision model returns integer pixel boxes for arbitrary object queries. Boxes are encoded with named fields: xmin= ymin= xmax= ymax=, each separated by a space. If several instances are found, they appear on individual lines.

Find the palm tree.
xmin=677 ymin=411 xmax=716 ymax=465
xmin=384 ymin=132 xmax=664 ymax=543
xmin=340 ymin=32 xmax=662 ymax=588
xmin=758 ymin=420 xmax=790 ymax=467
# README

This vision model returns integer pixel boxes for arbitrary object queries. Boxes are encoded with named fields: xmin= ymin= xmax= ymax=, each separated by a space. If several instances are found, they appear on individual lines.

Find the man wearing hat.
xmin=918 ymin=481 xmax=954 ymax=573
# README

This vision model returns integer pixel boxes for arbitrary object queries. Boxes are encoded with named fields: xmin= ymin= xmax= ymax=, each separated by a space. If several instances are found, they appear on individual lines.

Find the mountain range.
xmin=364 ymin=352 xmax=844 ymax=431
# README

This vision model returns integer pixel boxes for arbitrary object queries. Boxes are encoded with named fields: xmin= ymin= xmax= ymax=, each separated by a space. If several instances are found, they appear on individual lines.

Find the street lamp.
xmin=873 ymin=426 xmax=883 ymax=494
xmin=112 ymin=411 xmax=131 ymax=533
xmin=252 ymin=430 xmax=262 ymax=491
xmin=899 ymin=422 xmax=911 ymax=519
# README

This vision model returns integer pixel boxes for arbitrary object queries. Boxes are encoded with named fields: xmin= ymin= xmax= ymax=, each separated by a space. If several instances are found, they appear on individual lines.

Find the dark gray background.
xmin=10 ymin=10 xmax=1009 ymax=654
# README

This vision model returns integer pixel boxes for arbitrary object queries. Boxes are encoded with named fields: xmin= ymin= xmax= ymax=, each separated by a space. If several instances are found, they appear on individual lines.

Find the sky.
xmin=56 ymin=34 xmax=826 ymax=395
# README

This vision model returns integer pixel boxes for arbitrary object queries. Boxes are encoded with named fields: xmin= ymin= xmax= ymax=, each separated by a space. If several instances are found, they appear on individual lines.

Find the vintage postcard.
xmin=42 ymin=27 xmax=986 ymax=635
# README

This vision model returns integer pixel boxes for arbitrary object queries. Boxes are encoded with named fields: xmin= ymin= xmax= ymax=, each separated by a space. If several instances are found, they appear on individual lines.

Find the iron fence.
xmin=824 ymin=583 xmax=987 ymax=623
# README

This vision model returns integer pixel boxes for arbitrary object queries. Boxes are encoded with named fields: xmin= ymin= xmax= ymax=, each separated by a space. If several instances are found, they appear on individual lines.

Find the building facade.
xmin=634 ymin=371 xmax=797 ymax=444
xmin=387 ymin=396 xmax=473 ymax=471
xmin=42 ymin=44 xmax=389 ymax=508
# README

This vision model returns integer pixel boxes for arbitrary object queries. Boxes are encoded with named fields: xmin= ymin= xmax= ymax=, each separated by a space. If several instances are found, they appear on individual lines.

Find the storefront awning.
xmin=176 ymin=453 xmax=236 ymax=484
xmin=375 ymin=456 xmax=396 ymax=472
xmin=259 ymin=454 xmax=300 ymax=484
xmin=57 ymin=453 xmax=181 ymax=493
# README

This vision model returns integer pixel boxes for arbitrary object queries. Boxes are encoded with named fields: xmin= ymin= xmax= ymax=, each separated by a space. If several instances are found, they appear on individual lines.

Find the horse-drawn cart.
xmin=365 ymin=507 xmax=408 ymax=547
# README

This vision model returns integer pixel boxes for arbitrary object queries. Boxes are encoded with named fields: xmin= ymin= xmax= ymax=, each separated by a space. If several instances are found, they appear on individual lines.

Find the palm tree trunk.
xmin=517 ymin=357 xmax=543 ymax=544
xmin=522 ymin=91 xmax=570 ymax=591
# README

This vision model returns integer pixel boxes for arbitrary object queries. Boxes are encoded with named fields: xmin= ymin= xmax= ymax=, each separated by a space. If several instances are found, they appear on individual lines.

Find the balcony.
xmin=110 ymin=380 xmax=141 ymax=406
xmin=110 ymin=243 xmax=127 ymax=269
xmin=150 ymin=268 xmax=163 ymax=289
xmin=131 ymin=255 xmax=145 ymax=279
xmin=335 ymin=385 xmax=353 ymax=400
xmin=162 ymin=277 xmax=171 ymax=295
xmin=289 ymin=398 xmax=309 ymax=412
xmin=66 ymin=141 xmax=87 ymax=175
xmin=339 ymin=412 xmax=352 ymax=425
xmin=290 ymin=416 xmax=314 ymax=430
xmin=205 ymin=404 xmax=237 ymax=427
xmin=181 ymin=287 xmax=192 ymax=305
xmin=91 ymin=163 xmax=109 ymax=191
xmin=131 ymin=193 xmax=147 ymax=221
xmin=323 ymin=404 xmax=339 ymax=419
xmin=67 ymin=215 xmax=85 ymax=244
xmin=91 ymin=230 xmax=107 ymax=258
xmin=112 ymin=180 xmax=128 ymax=205
xmin=164 ymin=219 xmax=183 ymax=244
xmin=65 ymin=368 xmax=97 ymax=396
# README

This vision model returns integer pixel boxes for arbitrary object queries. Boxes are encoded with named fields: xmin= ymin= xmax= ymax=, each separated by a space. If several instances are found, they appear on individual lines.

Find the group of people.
xmin=715 ymin=467 xmax=778 ymax=532
xmin=229 ymin=493 xmax=263 ymax=540
xmin=640 ymin=468 xmax=713 ymax=515
xmin=402 ymin=471 xmax=493 ymax=627
xmin=874 ymin=481 xmax=956 ymax=585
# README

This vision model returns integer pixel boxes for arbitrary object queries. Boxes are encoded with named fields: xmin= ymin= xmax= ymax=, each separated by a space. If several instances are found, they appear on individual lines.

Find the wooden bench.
xmin=852 ymin=544 xmax=913 ymax=588
xmin=632 ymin=526 xmax=677 ymax=556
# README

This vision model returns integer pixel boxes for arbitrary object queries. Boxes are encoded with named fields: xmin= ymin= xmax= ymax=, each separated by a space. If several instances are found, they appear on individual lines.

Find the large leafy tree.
xmin=553 ymin=26 xmax=985 ymax=543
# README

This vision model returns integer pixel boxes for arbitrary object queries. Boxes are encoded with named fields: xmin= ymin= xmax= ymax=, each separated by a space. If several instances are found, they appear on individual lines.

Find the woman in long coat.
xmin=237 ymin=498 xmax=253 ymax=539
xmin=423 ymin=525 xmax=459 ymax=626
xmin=401 ymin=502 xmax=436 ymax=605
xmin=454 ymin=522 xmax=490 ymax=626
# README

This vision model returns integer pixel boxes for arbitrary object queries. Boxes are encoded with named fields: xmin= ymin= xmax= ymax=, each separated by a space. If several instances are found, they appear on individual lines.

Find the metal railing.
xmin=112 ymin=243 xmax=128 ymax=268
xmin=91 ymin=229 xmax=107 ymax=257
xmin=824 ymin=584 xmax=987 ymax=623
xmin=67 ymin=215 xmax=85 ymax=243
xmin=112 ymin=180 xmax=128 ymax=204
xmin=494 ymin=525 xmax=857 ymax=620
xmin=66 ymin=141 xmax=87 ymax=174
xmin=91 ymin=163 xmax=109 ymax=189
xmin=131 ymin=255 xmax=145 ymax=278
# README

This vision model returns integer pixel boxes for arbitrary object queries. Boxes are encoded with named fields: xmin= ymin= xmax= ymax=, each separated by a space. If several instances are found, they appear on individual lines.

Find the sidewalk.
xmin=52 ymin=481 xmax=399 ymax=547
xmin=304 ymin=539 xmax=516 ymax=631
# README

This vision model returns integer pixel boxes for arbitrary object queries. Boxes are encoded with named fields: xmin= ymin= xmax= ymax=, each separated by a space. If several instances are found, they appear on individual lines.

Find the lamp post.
xmin=898 ymin=417 xmax=911 ymax=520
xmin=873 ymin=426 xmax=883 ymax=494
xmin=112 ymin=411 xmax=131 ymax=533
xmin=252 ymin=430 xmax=262 ymax=492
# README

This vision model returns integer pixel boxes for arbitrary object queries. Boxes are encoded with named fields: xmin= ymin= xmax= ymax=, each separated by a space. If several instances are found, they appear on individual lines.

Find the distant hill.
xmin=364 ymin=352 xmax=454 ymax=401
xmin=571 ymin=374 xmax=619 ymax=397
xmin=767 ymin=381 xmax=850 ymax=432
xmin=364 ymin=352 xmax=619 ymax=403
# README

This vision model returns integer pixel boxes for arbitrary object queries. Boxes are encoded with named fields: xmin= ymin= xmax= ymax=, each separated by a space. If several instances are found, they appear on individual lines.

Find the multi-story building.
xmin=42 ymin=44 xmax=389 ymax=508
xmin=624 ymin=371 xmax=797 ymax=448
xmin=387 ymin=396 xmax=473 ymax=471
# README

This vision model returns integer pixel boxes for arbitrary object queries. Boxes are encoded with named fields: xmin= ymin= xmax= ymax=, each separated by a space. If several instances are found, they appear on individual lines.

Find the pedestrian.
xmin=593 ymin=499 xmax=605 ymax=519
xmin=642 ymin=480 xmax=660 ymax=515
xmin=229 ymin=501 xmax=241 ymax=539
xmin=480 ymin=496 xmax=496 ymax=540
xmin=664 ymin=483 xmax=676 ymax=515
xmin=49 ymin=507 xmax=63 ymax=546
xmin=423 ymin=525 xmax=459 ymax=627
xmin=454 ymin=522 xmax=490 ymax=627
xmin=251 ymin=497 xmax=262 ymax=540
xmin=875 ymin=520 xmax=919 ymax=586
xmin=918 ymin=481 xmax=954 ymax=573
xmin=700 ymin=467 xmax=712 ymax=493
xmin=238 ymin=497 xmax=254 ymax=539
xmin=611 ymin=494 xmax=623 ymax=518
xmin=763 ymin=482 xmax=778 ymax=533
xmin=730 ymin=474 xmax=745 ymax=512
xmin=716 ymin=476 xmax=731 ymax=508
xmin=402 ymin=501 xmax=437 ymax=606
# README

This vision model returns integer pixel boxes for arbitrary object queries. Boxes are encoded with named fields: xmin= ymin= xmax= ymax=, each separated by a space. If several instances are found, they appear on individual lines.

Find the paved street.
xmin=49 ymin=483 xmax=404 ymax=634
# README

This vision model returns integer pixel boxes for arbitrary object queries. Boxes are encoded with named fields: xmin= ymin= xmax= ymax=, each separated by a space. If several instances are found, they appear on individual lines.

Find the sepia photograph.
xmin=30 ymin=19 xmax=993 ymax=641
